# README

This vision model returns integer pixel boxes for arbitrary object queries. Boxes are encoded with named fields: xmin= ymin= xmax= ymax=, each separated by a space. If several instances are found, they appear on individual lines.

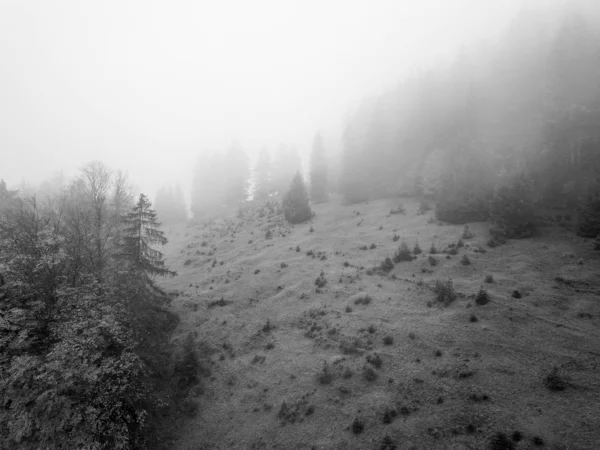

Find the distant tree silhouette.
xmin=272 ymin=144 xmax=302 ymax=195
xmin=224 ymin=141 xmax=250 ymax=206
xmin=253 ymin=146 xmax=272 ymax=202
xmin=282 ymin=171 xmax=313 ymax=224
xmin=309 ymin=132 xmax=328 ymax=203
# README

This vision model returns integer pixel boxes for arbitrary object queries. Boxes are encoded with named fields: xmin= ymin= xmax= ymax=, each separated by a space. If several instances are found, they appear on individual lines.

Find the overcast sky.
xmin=0 ymin=0 xmax=553 ymax=197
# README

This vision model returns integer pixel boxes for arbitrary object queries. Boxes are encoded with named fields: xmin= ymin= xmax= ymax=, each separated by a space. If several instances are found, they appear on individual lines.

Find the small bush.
xmin=469 ymin=313 xmax=478 ymax=322
xmin=366 ymin=353 xmax=382 ymax=368
xmin=461 ymin=254 xmax=471 ymax=265
xmin=353 ymin=293 xmax=373 ymax=305
xmin=429 ymin=243 xmax=437 ymax=254
xmin=545 ymin=367 xmax=567 ymax=391
xmin=457 ymin=238 xmax=464 ymax=248
xmin=475 ymin=288 xmax=490 ymax=305
xmin=265 ymin=229 xmax=273 ymax=239
xmin=485 ymin=274 xmax=494 ymax=283
xmin=315 ymin=272 xmax=327 ymax=288
xmin=370 ymin=243 xmax=377 ymax=249
xmin=413 ymin=242 xmax=422 ymax=255
xmin=392 ymin=234 xmax=400 ymax=242
xmin=351 ymin=417 xmax=364 ymax=434
xmin=489 ymin=432 xmax=515 ymax=450
xmin=383 ymin=335 xmax=394 ymax=345
xmin=280 ymin=262 xmax=288 ymax=268
xmin=428 ymin=255 xmax=438 ymax=266
xmin=434 ymin=279 xmax=457 ymax=305
xmin=379 ymin=257 xmax=394 ymax=273
xmin=296 ymin=245 xmax=301 ymax=252
xmin=393 ymin=242 xmax=413 ymax=263
xmin=512 ymin=290 xmax=522 ymax=299
xmin=363 ymin=365 xmax=378 ymax=381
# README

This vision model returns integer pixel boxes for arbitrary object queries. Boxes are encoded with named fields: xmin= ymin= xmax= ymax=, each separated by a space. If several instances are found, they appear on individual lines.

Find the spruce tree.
xmin=121 ymin=194 xmax=176 ymax=280
xmin=282 ymin=171 xmax=313 ymax=224
xmin=309 ymin=132 xmax=328 ymax=203
xmin=253 ymin=146 xmax=272 ymax=202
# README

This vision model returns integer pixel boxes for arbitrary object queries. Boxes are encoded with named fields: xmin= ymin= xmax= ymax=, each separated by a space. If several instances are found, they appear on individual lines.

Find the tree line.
xmin=338 ymin=3 xmax=600 ymax=242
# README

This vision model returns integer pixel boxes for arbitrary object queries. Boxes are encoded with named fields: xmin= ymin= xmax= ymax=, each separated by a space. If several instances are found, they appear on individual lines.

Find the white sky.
xmin=0 ymin=0 xmax=551 ymax=197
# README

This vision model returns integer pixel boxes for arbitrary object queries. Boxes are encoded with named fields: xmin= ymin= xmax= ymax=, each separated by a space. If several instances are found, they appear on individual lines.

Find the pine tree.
xmin=282 ymin=171 xmax=313 ymax=224
xmin=121 ymin=194 xmax=176 ymax=280
xmin=224 ymin=141 xmax=250 ymax=206
xmin=272 ymin=144 xmax=302 ymax=195
xmin=309 ymin=132 xmax=328 ymax=203
xmin=253 ymin=146 xmax=272 ymax=202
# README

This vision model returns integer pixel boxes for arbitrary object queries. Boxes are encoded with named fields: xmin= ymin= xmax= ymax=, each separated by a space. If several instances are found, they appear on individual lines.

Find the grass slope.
xmin=160 ymin=197 xmax=600 ymax=450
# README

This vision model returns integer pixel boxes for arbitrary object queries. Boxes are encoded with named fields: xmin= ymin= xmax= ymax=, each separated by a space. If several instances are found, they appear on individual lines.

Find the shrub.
xmin=379 ymin=257 xmax=394 ymax=273
xmin=366 ymin=353 xmax=382 ymax=368
xmin=363 ymin=366 xmax=378 ymax=381
xmin=392 ymin=234 xmax=400 ymax=242
xmin=393 ymin=242 xmax=413 ymax=263
xmin=457 ymin=238 xmax=464 ymax=248
xmin=265 ymin=229 xmax=273 ymax=239
xmin=489 ymin=432 xmax=516 ymax=450
xmin=370 ymin=243 xmax=377 ymax=249
xmin=315 ymin=272 xmax=327 ymax=288
xmin=434 ymin=279 xmax=457 ymax=305
xmin=469 ymin=313 xmax=478 ymax=322
xmin=383 ymin=335 xmax=394 ymax=345
xmin=460 ymin=254 xmax=471 ymax=265
xmin=429 ymin=243 xmax=437 ymax=254
xmin=475 ymin=288 xmax=490 ymax=305
xmin=428 ymin=255 xmax=438 ymax=266
xmin=282 ymin=172 xmax=313 ymax=224
xmin=485 ymin=274 xmax=494 ymax=283
xmin=353 ymin=293 xmax=372 ymax=305
xmin=545 ymin=367 xmax=567 ymax=391
xmin=413 ymin=242 xmax=422 ymax=255
xmin=351 ymin=417 xmax=365 ymax=434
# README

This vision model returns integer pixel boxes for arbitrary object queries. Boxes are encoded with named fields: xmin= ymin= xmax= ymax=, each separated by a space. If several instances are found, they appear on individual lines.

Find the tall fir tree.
xmin=253 ymin=146 xmax=272 ymax=202
xmin=224 ymin=141 xmax=250 ymax=206
xmin=282 ymin=171 xmax=313 ymax=224
xmin=309 ymin=132 xmax=328 ymax=203
xmin=121 ymin=194 xmax=176 ymax=281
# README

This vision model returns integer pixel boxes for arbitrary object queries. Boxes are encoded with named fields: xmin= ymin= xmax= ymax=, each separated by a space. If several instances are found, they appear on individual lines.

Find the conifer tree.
xmin=253 ymin=146 xmax=272 ymax=202
xmin=282 ymin=171 xmax=313 ymax=224
xmin=309 ymin=132 xmax=328 ymax=203
xmin=121 ymin=194 xmax=176 ymax=280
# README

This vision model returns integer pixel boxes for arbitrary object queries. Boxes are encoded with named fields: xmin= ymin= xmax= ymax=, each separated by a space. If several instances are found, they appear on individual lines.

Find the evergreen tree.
xmin=253 ymin=146 xmax=272 ymax=202
xmin=282 ymin=171 xmax=313 ymax=224
xmin=155 ymin=184 xmax=187 ymax=223
xmin=309 ymin=132 xmax=328 ymax=203
xmin=224 ymin=141 xmax=250 ymax=206
xmin=121 ymin=194 xmax=176 ymax=280
xmin=272 ymin=144 xmax=302 ymax=195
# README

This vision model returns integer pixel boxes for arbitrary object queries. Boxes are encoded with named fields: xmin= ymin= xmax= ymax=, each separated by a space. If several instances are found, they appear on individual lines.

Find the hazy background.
xmin=0 ymin=0 xmax=554 ymax=197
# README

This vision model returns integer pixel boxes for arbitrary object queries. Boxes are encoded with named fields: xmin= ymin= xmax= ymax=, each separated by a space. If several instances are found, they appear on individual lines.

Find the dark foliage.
xmin=282 ymin=172 xmax=313 ymax=224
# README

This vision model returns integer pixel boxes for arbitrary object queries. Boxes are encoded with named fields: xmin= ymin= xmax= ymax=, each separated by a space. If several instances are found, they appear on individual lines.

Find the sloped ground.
xmin=160 ymin=197 xmax=600 ymax=450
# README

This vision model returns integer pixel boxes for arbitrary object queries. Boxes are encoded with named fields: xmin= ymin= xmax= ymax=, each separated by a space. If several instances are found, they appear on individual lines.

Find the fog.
xmin=0 ymin=0 xmax=565 ymax=197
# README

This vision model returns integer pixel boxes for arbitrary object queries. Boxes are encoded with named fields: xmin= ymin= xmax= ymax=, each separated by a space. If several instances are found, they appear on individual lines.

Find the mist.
xmin=0 ymin=0 xmax=555 ymax=198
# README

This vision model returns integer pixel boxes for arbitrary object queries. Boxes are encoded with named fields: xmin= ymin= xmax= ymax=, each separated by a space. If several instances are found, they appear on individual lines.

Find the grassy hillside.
xmin=160 ymin=197 xmax=600 ymax=450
